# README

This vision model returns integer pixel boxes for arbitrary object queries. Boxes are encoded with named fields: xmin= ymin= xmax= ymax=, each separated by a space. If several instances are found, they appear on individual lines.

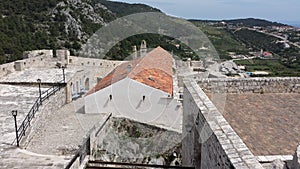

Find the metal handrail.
xmin=15 ymin=82 xmax=65 ymax=144
xmin=87 ymin=161 xmax=195 ymax=169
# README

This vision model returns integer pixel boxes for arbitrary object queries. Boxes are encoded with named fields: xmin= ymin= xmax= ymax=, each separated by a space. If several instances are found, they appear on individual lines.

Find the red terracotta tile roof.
xmin=86 ymin=46 xmax=173 ymax=96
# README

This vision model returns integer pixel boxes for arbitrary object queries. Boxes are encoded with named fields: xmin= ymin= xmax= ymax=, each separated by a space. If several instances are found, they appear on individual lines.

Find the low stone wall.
xmin=0 ymin=62 xmax=15 ymax=77
xmin=68 ymin=56 xmax=125 ymax=68
xmin=182 ymin=79 xmax=263 ymax=169
xmin=41 ymin=87 xmax=66 ymax=111
xmin=65 ymin=113 xmax=112 ymax=168
xmin=0 ymin=50 xmax=54 ymax=78
xmin=24 ymin=49 xmax=53 ymax=59
xmin=198 ymin=77 xmax=300 ymax=93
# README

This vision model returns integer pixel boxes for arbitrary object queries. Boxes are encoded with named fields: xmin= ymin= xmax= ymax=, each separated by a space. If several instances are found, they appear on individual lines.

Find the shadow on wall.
xmin=76 ymin=105 xmax=86 ymax=114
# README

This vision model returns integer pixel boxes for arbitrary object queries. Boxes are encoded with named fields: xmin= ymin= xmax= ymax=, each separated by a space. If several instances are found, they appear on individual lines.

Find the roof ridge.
xmin=85 ymin=46 xmax=173 ymax=96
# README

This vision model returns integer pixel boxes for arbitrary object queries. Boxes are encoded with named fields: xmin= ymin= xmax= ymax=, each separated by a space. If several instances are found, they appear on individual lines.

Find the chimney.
xmin=140 ymin=40 xmax=147 ymax=57
xmin=132 ymin=46 xmax=137 ymax=59
xmin=127 ymin=64 xmax=132 ymax=73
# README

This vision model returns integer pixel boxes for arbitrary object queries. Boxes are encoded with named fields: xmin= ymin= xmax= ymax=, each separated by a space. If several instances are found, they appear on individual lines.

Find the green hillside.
xmin=190 ymin=18 xmax=286 ymax=27
xmin=191 ymin=21 xmax=249 ymax=59
xmin=97 ymin=0 xmax=161 ymax=17
xmin=0 ymin=0 xmax=161 ymax=64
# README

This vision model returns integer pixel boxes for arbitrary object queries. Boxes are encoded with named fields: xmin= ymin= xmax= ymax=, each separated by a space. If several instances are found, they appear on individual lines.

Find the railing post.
xmin=62 ymin=66 xmax=66 ymax=83
xmin=22 ymin=122 xmax=25 ymax=136
xmin=37 ymin=79 xmax=42 ymax=105
xmin=28 ymin=115 xmax=30 ymax=126
xmin=11 ymin=110 xmax=19 ymax=147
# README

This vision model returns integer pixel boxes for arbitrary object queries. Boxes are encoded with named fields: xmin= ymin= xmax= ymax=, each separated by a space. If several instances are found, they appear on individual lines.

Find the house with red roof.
xmin=84 ymin=47 xmax=181 ymax=129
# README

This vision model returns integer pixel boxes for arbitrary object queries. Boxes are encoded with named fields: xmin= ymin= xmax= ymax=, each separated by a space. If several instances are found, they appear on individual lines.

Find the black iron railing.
xmin=15 ymin=81 xmax=66 ymax=144
xmin=65 ymin=113 xmax=112 ymax=169
xmin=86 ymin=161 xmax=195 ymax=169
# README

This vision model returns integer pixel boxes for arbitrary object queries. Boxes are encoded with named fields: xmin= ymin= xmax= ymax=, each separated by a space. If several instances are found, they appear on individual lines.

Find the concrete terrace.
xmin=0 ymin=68 xmax=77 ymax=84
xmin=214 ymin=93 xmax=300 ymax=156
xmin=0 ymin=84 xmax=45 ymax=145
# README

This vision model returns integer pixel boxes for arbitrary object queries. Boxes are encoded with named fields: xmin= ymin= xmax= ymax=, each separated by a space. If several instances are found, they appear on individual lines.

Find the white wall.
xmin=85 ymin=78 xmax=182 ymax=131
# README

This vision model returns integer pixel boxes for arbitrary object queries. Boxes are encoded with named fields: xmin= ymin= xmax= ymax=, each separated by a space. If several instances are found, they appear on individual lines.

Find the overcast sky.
xmin=111 ymin=0 xmax=300 ymax=25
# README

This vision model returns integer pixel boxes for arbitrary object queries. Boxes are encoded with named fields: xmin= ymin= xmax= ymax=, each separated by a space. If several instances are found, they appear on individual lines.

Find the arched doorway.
xmin=85 ymin=78 xmax=90 ymax=91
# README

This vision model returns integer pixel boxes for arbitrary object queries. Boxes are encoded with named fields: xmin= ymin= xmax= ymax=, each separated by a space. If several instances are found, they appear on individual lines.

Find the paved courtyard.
xmin=0 ymin=84 xmax=43 ymax=147
xmin=0 ymin=68 xmax=77 ymax=83
xmin=0 ymin=84 xmax=108 ymax=168
xmin=210 ymin=93 xmax=300 ymax=156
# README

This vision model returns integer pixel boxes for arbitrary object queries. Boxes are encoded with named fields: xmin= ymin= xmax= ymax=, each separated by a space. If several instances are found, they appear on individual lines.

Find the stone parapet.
xmin=183 ymin=78 xmax=263 ymax=169
xmin=197 ymin=77 xmax=300 ymax=93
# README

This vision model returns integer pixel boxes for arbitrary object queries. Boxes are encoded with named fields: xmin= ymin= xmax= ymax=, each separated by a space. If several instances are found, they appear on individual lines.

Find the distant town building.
xmin=261 ymin=51 xmax=273 ymax=59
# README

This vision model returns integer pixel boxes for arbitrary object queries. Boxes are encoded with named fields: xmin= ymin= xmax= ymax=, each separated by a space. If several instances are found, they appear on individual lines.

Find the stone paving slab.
xmin=0 ymin=84 xmax=47 ymax=145
xmin=24 ymin=97 xmax=107 ymax=156
xmin=0 ymin=145 xmax=69 ymax=169
xmin=210 ymin=93 xmax=300 ymax=156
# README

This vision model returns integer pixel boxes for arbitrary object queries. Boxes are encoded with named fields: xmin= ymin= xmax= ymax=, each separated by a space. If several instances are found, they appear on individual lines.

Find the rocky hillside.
xmin=93 ymin=117 xmax=182 ymax=165
xmin=0 ymin=0 xmax=161 ymax=64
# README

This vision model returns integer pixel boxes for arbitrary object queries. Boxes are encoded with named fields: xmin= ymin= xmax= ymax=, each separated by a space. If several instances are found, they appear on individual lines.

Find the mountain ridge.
xmin=189 ymin=18 xmax=287 ymax=27
xmin=0 ymin=0 xmax=161 ymax=64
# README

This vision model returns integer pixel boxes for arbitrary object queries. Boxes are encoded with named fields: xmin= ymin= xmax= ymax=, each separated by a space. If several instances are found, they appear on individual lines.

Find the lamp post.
xmin=62 ymin=66 xmax=65 ymax=83
xmin=37 ymin=79 xmax=42 ymax=105
xmin=11 ymin=110 xmax=19 ymax=147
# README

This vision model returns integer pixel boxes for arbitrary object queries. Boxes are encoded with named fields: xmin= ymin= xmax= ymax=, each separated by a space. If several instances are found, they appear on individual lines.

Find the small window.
xmin=81 ymin=63 xmax=84 ymax=66
xmin=148 ymin=77 xmax=154 ymax=81
xmin=179 ymin=94 xmax=183 ymax=99
xmin=100 ymin=63 xmax=102 ymax=66
xmin=69 ymin=59 xmax=72 ymax=63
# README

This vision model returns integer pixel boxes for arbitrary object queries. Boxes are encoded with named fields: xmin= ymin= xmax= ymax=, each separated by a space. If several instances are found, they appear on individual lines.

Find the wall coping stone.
xmin=184 ymin=78 xmax=264 ymax=169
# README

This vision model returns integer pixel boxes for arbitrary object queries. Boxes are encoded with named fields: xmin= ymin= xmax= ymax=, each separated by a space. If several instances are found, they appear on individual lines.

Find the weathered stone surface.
xmin=263 ymin=159 xmax=287 ymax=169
xmin=183 ymin=79 xmax=263 ymax=169
xmin=198 ymin=77 xmax=300 ymax=94
xmin=292 ymin=143 xmax=300 ymax=169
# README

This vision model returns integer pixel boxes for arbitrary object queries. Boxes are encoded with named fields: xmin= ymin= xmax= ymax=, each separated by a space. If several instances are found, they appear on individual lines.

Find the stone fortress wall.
xmin=0 ymin=49 xmax=124 ymax=78
xmin=65 ymin=56 xmax=124 ymax=102
xmin=183 ymin=77 xmax=300 ymax=169
xmin=0 ymin=50 xmax=54 ymax=77
xmin=0 ymin=49 xmax=125 ymax=103
xmin=68 ymin=56 xmax=124 ymax=68
xmin=197 ymin=77 xmax=300 ymax=94
xmin=183 ymin=79 xmax=264 ymax=169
